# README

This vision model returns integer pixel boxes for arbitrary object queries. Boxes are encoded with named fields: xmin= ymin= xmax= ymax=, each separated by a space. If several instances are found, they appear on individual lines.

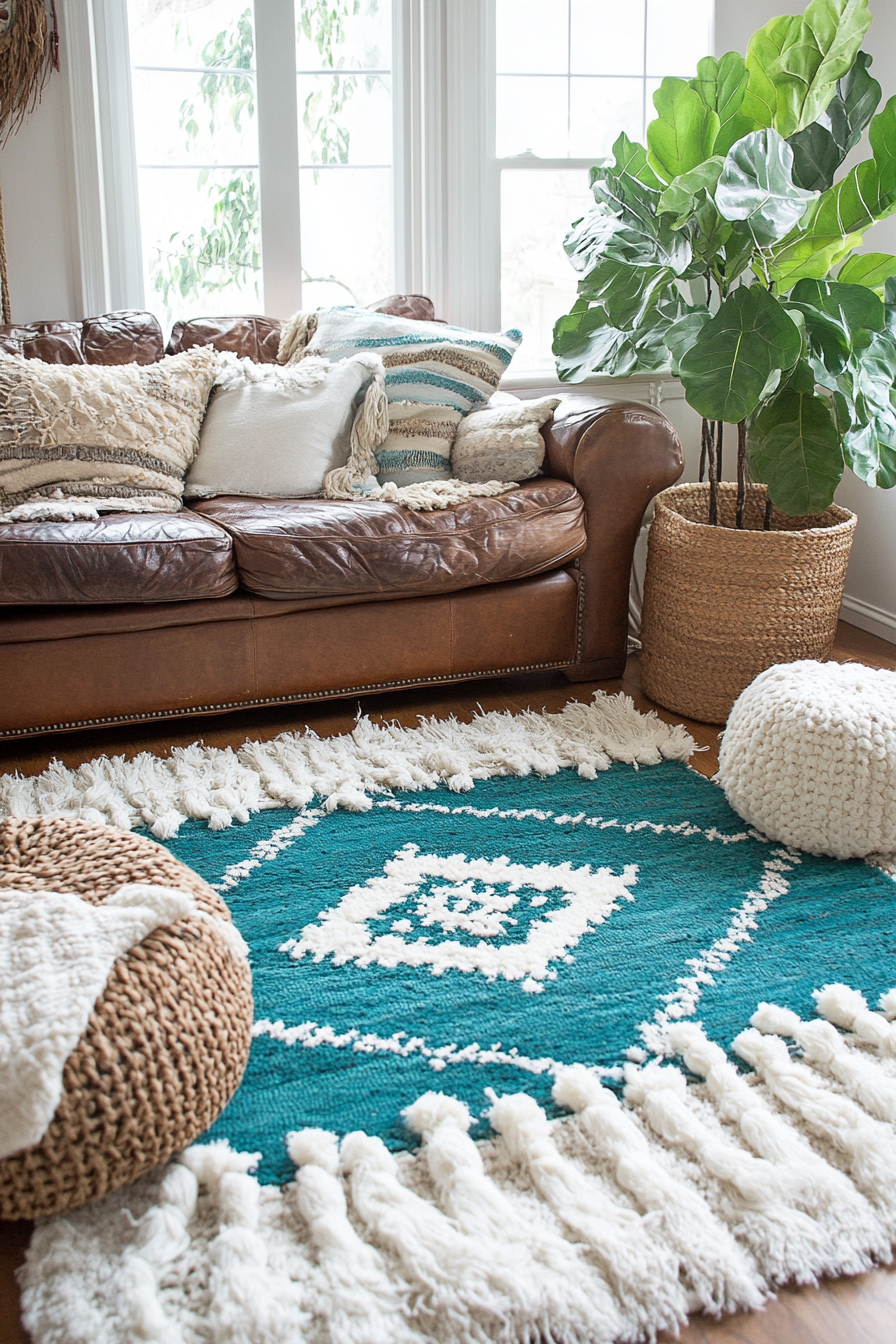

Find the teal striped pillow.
xmin=302 ymin=307 xmax=522 ymax=416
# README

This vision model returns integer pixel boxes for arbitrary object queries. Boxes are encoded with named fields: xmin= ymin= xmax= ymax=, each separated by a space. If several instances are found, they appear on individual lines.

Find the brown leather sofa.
xmin=0 ymin=302 xmax=683 ymax=739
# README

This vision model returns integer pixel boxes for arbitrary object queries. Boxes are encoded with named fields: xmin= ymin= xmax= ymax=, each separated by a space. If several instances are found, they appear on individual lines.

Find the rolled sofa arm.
xmin=542 ymin=394 xmax=683 ymax=681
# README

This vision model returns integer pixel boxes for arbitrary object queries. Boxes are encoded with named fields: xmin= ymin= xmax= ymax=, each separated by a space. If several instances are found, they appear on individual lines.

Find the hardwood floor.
xmin=2 ymin=618 xmax=895 ymax=1344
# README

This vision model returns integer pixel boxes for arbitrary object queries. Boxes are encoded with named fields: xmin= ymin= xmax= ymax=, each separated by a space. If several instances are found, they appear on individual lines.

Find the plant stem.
xmin=708 ymin=420 xmax=720 ymax=527
xmin=699 ymin=418 xmax=710 ymax=482
xmin=736 ymin=420 xmax=747 ymax=529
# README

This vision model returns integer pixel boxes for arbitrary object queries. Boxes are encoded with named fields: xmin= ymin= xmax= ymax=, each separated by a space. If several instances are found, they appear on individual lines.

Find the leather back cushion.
xmin=166 ymin=294 xmax=437 ymax=362
xmin=0 ymin=312 xmax=165 ymax=365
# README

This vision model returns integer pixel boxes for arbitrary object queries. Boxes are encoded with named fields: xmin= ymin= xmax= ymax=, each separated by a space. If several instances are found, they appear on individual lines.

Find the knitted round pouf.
xmin=0 ymin=816 xmax=253 ymax=1219
xmin=717 ymin=660 xmax=896 ymax=859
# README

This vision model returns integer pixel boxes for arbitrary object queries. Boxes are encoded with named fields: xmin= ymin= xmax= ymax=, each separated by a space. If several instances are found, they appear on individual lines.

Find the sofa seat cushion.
xmin=0 ymin=512 xmax=238 ymax=605
xmin=192 ymin=479 xmax=586 ymax=601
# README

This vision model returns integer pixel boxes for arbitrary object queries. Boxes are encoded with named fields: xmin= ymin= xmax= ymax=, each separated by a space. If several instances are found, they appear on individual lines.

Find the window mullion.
xmin=440 ymin=0 xmax=498 ymax=329
xmin=254 ymin=0 xmax=302 ymax=317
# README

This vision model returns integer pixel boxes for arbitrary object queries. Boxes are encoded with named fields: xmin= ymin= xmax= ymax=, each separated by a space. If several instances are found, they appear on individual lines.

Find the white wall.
xmin=0 ymin=0 xmax=894 ymax=640
xmin=0 ymin=57 xmax=80 ymax=321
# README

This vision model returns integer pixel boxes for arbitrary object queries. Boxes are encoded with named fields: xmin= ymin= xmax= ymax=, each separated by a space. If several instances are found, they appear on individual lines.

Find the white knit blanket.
xmin=0 ymin=883 xmax=196 ymax=1160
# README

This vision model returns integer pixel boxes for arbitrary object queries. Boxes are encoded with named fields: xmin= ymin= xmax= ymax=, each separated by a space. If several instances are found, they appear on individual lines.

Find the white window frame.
xmin=68 ymin=0 xmax=500 ymax=330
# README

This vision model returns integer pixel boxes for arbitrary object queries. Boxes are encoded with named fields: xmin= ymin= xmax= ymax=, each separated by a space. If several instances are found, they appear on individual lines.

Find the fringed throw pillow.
xmin=278 ymin=307 xmax=521 ymax=494
xmin=279 ymin=307 xmax=522 ymax=415
xmin=0 ymin=348 xmax=218 ymax=522
xmin=184 ymin=352 xmax=388 ymax=500
xmin=451 ymin=396 xmax=561 ymax=483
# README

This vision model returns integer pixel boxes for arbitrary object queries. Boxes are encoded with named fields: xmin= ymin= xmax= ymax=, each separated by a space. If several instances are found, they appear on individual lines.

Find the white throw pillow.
xmin=184 ymin=351 xmax=386 ymax=499
xmin=450 ymin=395 xmax=561 ymax=483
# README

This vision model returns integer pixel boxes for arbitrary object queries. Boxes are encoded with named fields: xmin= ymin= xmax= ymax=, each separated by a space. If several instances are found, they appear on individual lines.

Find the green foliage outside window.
xmin=150 ymin=1 xmax=382 ymax=317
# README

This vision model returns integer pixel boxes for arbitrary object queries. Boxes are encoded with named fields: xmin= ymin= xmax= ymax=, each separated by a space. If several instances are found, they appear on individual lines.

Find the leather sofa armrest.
xmin=542 ymin=393 xmax=683 ymax=679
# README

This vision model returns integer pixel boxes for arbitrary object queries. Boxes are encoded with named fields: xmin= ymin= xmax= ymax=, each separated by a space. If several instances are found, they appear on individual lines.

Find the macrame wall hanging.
xmin=0 ymin=0 xmax=59 ymax=322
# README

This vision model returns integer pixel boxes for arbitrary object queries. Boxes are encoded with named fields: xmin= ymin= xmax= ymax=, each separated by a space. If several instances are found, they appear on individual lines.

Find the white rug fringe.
xmin=0 ymin=693 xmax=698 ymax=840
xmin=20 ymin=990 xmax=896 ymax=1344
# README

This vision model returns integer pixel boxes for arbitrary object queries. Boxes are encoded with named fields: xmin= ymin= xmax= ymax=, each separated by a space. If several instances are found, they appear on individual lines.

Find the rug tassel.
xmin=488 ymin=1091 xmax=687 ymax=1338
xmin=552 ymin=1066 xmax=767 ymax=1316
xmin=404 ymin=1092 xmax=620 ymax=1342
xmin=751 ymin=1002 xmax=896 ymax=1124
xmin=623 ymin=1059 xmax=837 ymax=1287
xmin=669 ymin=1022 xmax=891 ymax=1277
xmin=733 ymin=1028 xmax=896 ymax=1229
xmin=813 ymin=983 xmax=896 ymax=1054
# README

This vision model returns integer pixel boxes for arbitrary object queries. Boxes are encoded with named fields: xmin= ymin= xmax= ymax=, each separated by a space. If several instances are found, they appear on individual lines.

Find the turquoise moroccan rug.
xmin=164 ymin=759 xmax=894 ymax=1186
xmin=13 ymin=695 xmax=896 ymax=1344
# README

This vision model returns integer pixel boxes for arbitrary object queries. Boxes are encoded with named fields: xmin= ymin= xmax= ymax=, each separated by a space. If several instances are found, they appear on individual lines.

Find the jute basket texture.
xmin=639 ymin=482 xmax=857 ymax=725
xmin=0 ymin=816 xmax=253 ymax=1220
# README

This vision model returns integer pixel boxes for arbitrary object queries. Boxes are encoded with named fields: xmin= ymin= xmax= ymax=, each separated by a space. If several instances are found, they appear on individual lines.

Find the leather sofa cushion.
xmin=0 ymin=512 xmax=238 ymax=605
xmin=0 ymin=311 xmax=164 ymax=365
xmin=165 ymin=295 xmax=438 ymax=362
xmin=192 ymin=479 xmax=586 ymax=601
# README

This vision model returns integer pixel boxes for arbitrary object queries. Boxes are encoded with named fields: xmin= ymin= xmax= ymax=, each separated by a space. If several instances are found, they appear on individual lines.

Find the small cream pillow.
xmin=450 ymin=396 xmax=560 ymax=483
xmin=184 ymin=351 xmax=387 ymax=500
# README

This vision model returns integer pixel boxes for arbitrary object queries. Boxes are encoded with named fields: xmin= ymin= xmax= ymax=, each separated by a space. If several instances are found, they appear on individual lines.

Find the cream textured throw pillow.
xmin=0 ymin=348 xmax=217 ymax=522
xmin=184 ymin=351 xmax=388 ymax=500
xmin=451 ymin=395 xmax=561 ymax=483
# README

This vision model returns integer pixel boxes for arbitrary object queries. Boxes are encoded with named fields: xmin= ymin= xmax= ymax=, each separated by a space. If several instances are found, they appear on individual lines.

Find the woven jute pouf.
xmin=0 ymin=816 xmax=253 ymax=1220
xmin=639 ymin=482 xmax=856 ymax=725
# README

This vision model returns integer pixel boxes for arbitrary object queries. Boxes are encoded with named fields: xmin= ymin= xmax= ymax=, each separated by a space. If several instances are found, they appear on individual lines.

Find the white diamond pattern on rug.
xmin=279 ymin=842 xmax=639 ymax=992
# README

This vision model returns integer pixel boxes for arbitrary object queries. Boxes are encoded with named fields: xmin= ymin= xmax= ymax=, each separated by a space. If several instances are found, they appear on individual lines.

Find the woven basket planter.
xmin=0 ymin=817 xmax=253 ymax=1220
xmin=639 ymin=482 xmax=857 ymax=725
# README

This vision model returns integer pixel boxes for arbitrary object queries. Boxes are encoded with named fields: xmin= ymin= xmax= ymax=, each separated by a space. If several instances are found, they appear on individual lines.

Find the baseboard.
xmin=839 ymin=593 xmax=896 ymax=646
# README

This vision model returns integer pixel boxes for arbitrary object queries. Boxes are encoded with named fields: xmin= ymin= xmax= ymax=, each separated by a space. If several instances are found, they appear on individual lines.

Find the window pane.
xmin=296 ymin=0 xmax=390 ymax=72
xmin=129 ymin=0 xmax=256 ymax=70
xmin=501 ymin=168 xmax=591 ymax=373
xmin=297 ymin=72 xmax=392 ymax=166
xmin=139 ymin=167 xmax=262 ymax=325
xmin=496 ymin=76 xmax=569 ymax=158
xmin=645 ymin=0 xmax=713 ymax=78
xmin=570 ymin=77 xmax=644 ymax=159
xmin=570 ymin=1 xmax=645 ymax=77
xmin=496 ymin=0 xmax=568 ymax=75
xmin=299 ymin=168 xmax=393 ymax=309
xmin=131 ymin=69 xmax=257 ymax=166
xmin=128 ymin=1 xmax=260 ymax=330
xmin=294 ymin=2 xmax=394 ymax=307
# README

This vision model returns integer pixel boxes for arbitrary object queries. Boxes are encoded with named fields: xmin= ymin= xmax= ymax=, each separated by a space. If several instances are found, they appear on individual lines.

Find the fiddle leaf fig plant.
xmin=553 ymin=0 xmax=896 ymax=524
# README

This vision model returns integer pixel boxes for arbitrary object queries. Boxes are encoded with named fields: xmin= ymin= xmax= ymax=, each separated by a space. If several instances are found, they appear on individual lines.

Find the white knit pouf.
xmin=717 ymin=660 xmax=896 ymax=860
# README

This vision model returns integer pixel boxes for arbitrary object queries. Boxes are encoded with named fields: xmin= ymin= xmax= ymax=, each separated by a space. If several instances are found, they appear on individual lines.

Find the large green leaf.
xmin=566 ymin=169 xmax=693 ymax=276
xmin=665 ymin=308 xmax=712 ymax=377
xmin=716 ymin=129 xmax=818 ymax=246
xmin=607 ymin=132 xmax=664 ymax=189
xmin=767 ymin=95 xmax=896 ymax=289
xmin=747 ymin=372 xmax=845 ymax=512
xmin=841 ymin=329 xmax=896 ymax=487
xmin=552 ymin=292 xmax=684 ymax=383
xmin=787 ymin=52 xmax=882 ymax=192
xmin=786 ymin=122 xmax=844 ymax=193
xmin=646 ymin=78 xmax=720 ymax=184
xmin=658 ymin=159 xmax=724 ymax=222
xmin=689 ymin=52 xmax=757 ymax=156
xmin=828 ymin=49 xmax=882 ymax=151
xmin=575 ymin=258 xmax=675 ymax=330
xmin=790 ymin=277 xmax=884 ymax=333
xmin=838 ymin=251 xmax=896 ymax=289
xmin=678 ymin=285 xmax=802 ymax=422
xmin=743 ymin=0 xmax=872 ymax=138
